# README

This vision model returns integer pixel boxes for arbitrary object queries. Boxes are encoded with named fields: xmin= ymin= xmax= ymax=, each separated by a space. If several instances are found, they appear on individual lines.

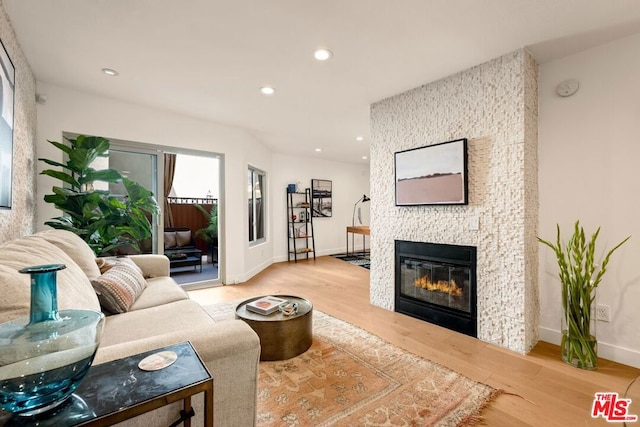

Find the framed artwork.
xmin=0 ymin=38 xmax=14 ymax=209
xmin=311 ymin=179 xmax=332 ymax=217
xmin=394 ymin=138 xmax=468 ymax=206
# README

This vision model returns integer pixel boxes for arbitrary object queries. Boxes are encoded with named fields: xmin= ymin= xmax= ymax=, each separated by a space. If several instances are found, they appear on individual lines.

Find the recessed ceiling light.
xmin=313 ymin=48 xmax=333 ymax=61
xmin=355 ymin=136 xmax=364 ymax=142
xmin=101 ymin=68 xmax=119 ymax=76
xmin=259 ymin=86 xmax=276 ymax=95
xmin=362 ymin=156 xmax=368 ymax=160
xmin=315 ymin=148 xmax=322 ymax=152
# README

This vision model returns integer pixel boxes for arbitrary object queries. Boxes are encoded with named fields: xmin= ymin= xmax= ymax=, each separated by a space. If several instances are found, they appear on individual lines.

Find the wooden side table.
xmin=3 ymin=342 xmax=213 ymax=427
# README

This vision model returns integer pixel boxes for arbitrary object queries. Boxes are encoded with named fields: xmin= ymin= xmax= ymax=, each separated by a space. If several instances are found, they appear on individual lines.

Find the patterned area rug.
xmin=330 ymin=253 xmax=370 ymax=270
xmin=204 ymin=301 xmax=499 ymax=426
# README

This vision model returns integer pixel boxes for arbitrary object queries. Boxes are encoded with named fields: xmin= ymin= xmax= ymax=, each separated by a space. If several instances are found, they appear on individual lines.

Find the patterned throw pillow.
xmin=95 ymin=257 xmax=118 ymax=274
xmin=91 ymin=257 xmax=147 ymax=314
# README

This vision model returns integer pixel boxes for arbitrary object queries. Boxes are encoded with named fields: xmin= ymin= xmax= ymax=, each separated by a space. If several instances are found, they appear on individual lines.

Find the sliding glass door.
xmin=108 ymin=145 xmax=161 ymax=254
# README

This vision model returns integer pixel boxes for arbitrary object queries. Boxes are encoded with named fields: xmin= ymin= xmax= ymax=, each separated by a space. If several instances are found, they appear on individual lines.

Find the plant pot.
xmin=207 ymin=238 xmax=218 ymax=264
xmin=561 ymin=300 xmax=598 ymax=370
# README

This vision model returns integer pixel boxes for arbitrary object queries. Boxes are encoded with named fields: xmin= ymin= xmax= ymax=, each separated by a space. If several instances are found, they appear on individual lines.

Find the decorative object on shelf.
xmin=352 ymin=194 xmax=370 ymax=227
xmin=286 ymin=187 xmax=315 ymax=262
xmin=287 ymin=183 xmax=296 ymax=193
xmin=538 ymin=221 xmax=630 ymax=370
xmin=311 ymin=179 xmax=332 ymax=217
xmin=0 ymin=37 xmax=14 ymax=209
xmin=394 ymin=138 xmax=468 ymax=206
xmin=0 ymin=264 xmax=105 ymax=415
xmin=39 ymin=135 xmax=159 ymax=256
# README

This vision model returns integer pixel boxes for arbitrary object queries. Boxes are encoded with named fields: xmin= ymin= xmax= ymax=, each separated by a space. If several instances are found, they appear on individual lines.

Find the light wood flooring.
xmin=189 ymin=256 xmax=640 ymax=426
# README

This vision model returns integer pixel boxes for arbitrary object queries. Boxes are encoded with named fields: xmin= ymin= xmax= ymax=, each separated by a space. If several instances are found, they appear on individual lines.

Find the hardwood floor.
xmin=188 ymin=256 xmax=640 ymax=426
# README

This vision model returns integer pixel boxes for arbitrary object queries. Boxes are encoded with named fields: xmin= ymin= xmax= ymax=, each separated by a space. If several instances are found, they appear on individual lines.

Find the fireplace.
xmin=395 ymin=240 xmax=477 ymax=337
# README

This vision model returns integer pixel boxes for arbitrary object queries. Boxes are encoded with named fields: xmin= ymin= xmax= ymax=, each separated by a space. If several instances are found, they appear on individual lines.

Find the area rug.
xmin=330 ymin=253 xmax=370 ymax=270
xmin=204 ymin=301 xmax=499 ymax=426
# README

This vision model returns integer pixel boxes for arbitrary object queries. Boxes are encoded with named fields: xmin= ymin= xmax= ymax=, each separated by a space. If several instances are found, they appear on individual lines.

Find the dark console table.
xmin=3 ymin=342 xmax=213 ymax=426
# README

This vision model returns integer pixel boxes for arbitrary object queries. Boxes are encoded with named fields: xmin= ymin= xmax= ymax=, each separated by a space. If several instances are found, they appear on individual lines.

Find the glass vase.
xmin=0 ymin=264 xmax=104 ymax=416
xmin=560 ymin=292 xmax=598 ymax=370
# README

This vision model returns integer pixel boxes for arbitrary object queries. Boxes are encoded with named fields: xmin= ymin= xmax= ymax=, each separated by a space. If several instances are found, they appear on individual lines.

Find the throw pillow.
xmin=164 ymin=231 xmax=177 ymax=248
xmin=95 ymin=257 xmax=118 ymax=274
xmin=91 ymin=257 xmax=147 ymax=314
xmin=175 ymin=230 xmax=192 ymax=247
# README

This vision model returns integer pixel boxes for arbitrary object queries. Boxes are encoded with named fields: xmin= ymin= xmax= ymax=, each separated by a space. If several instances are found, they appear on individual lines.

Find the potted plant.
xmin=538 ymin=221 xmax=630 ymax=369
xmin=39 ymin=135 xmax=159 ymax=256
xmin=195 ymin=204 xmax=218 ymax=263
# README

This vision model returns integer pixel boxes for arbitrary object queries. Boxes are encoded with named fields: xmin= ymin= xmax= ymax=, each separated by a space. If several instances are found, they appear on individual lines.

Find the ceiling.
xmin=4 ymin=1 xmax=640 ymax=164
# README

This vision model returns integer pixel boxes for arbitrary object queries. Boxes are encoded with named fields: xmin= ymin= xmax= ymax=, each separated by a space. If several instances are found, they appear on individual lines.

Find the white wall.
xmin=271 ymin=153 xmax=370 ymax=261
xmin=538 ymin=33 xmax=640 ymax=368
xmin=35 ymin=82 xmax=272 ymax=284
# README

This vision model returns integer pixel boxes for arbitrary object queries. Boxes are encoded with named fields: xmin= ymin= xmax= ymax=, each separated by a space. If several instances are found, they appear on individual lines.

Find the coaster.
xmin=138 ymin=350 xmax=178 ymax=371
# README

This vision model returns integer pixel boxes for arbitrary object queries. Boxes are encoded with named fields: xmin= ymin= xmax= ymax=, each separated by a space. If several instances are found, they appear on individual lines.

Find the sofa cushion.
xmin=0 ymin=236 xmax=100 ymax=324
xmin=129 ymin=276 xmax=189 ymax=311
xmin=31 ymin=229 xmax=102 ymax=281
xmin=175 ymin=230 xmax=191 ymax=247
xmin=91 ymin=258 xmax=147 ymax=314
xmin=99 ymin=299 xmax=214 ymax=347
xmin=164 ymin=231 xmax=177 ymax=248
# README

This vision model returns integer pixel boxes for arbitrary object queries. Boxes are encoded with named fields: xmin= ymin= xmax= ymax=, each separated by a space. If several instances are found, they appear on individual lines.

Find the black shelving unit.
xmin=287 ymin=188 xmax=316 ymax=262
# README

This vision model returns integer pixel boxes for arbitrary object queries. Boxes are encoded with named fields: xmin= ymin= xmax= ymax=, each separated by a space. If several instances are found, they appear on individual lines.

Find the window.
xmin=248 ymin=167 xmax=265 ymax=244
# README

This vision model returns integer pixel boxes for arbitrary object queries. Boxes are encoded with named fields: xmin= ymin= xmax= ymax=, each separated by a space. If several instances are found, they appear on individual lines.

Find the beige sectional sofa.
xmin=0 ymin=229 xmax=260 ymax=426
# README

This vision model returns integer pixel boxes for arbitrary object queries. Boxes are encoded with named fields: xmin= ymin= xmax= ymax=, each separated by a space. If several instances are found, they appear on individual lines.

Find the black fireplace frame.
xmin=394 ymin=240 xmax=477 ymax=337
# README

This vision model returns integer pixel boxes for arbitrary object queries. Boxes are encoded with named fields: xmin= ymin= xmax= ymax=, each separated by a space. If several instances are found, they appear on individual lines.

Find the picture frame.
xmin=394 ymin=138 xmax=468 ymax=206
xmin=311 ymin=179 xmax=332 ymax=217
xmin=0 ymin=37 xmax=14 ymax=209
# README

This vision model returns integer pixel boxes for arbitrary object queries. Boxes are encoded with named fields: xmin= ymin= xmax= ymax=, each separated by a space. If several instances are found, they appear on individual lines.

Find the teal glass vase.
xmin=0 ymin=264 xmax=104 ymax=416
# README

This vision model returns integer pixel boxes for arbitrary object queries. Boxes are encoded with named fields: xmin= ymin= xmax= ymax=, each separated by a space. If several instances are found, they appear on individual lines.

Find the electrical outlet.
xmin=596 ymin=304 xmax=610 ymax=322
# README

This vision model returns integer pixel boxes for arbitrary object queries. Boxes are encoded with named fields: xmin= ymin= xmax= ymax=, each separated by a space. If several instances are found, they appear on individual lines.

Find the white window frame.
xmin=248 ymin=166 xmax=266 ymax=245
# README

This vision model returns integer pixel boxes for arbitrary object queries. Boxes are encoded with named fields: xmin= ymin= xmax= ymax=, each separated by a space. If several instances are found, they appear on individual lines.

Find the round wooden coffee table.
xmin=235 ymin=295 xmax=313 ymax=361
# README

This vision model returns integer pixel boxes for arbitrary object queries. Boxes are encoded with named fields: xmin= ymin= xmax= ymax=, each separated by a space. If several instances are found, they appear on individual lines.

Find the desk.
xmin=4 ymin=342 xmax=213 ymax=427
xmin=346 ymin=225 xmax=370 ymax=258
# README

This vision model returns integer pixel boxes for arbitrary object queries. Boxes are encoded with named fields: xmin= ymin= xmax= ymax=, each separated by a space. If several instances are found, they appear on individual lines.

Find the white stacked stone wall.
xmin=0 ymin=4 xmax=37 ymax=242
xmin=369 ymin=49 xmax=538 ymax=353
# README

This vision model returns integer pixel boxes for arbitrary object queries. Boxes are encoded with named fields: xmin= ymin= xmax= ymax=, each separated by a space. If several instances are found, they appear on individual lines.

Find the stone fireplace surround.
xmin=369 ymin=49 xmax=538 ymax=354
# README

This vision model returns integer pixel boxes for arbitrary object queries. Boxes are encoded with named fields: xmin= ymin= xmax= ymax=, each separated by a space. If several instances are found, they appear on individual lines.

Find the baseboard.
xmin=539 ymin=326 xmax=640 ymax=369
xmin=274 ymin=247 xmax=347 ymax=264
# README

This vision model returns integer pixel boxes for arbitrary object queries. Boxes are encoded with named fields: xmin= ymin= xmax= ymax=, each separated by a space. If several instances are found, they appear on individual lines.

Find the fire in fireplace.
xmin=395 ymin=240 xmax=477 ymax=337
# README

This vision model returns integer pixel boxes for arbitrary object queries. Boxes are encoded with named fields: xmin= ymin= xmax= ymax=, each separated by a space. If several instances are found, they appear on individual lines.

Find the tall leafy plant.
xmin=538 ymin=221 xmax=630 ymax=369
xmin=194 ymin=203 xmax=218 ymax=244
xmin=39 ymin=135 xmax=159 ymax=256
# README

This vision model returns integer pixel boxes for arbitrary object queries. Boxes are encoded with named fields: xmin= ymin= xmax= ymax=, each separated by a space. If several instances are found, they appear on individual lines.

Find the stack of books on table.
xmin=246 ymin=296 xmax=288 ymax=315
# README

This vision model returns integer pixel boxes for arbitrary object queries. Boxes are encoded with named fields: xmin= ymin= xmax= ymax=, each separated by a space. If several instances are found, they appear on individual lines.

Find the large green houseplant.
xmin=39 ymin=135 xmax=159 ymax=256
xmin=538 ymin=221 xmax=630 ymax=369
xmin=195 ymin=203 xmax=218 ymax=263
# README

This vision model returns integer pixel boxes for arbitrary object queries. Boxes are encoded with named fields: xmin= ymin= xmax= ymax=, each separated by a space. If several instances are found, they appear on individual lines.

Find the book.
xmin=245 ymin=296 xmax=288 ymax=315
